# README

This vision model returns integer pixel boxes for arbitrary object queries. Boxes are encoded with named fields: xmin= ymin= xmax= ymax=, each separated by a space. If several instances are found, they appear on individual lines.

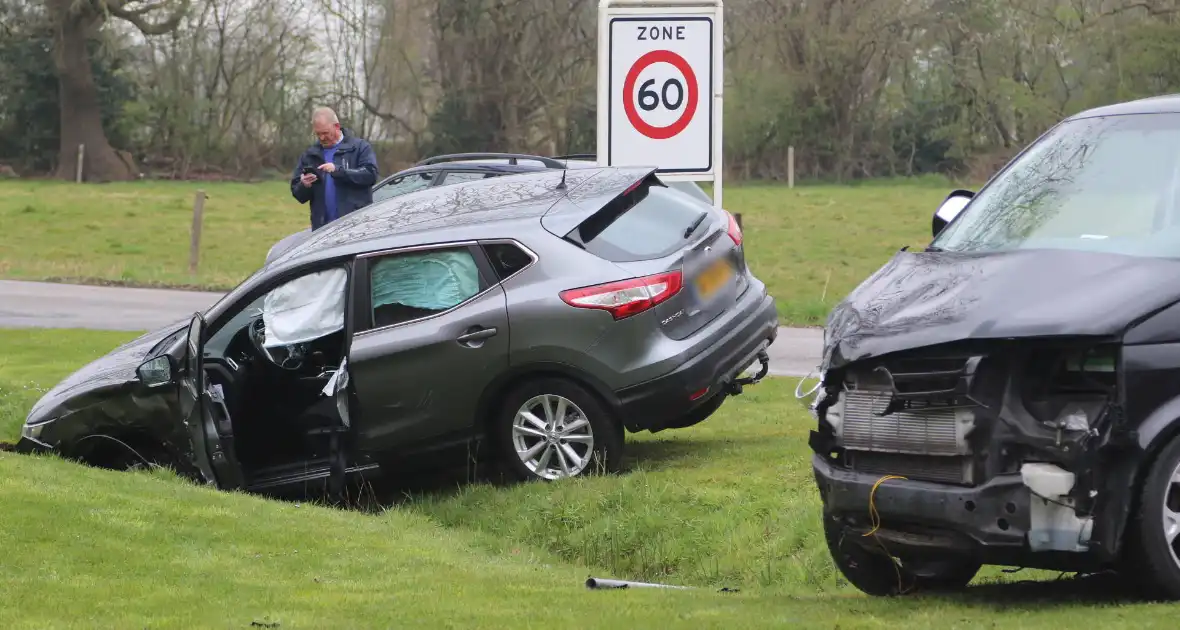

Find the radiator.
xmin=836 ymin=389 xmax=975 ymax=457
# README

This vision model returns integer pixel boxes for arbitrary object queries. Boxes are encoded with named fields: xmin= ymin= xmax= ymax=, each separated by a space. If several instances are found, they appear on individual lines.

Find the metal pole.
xmin=76 ymin=144 xmax=84 ymax=183
xmin=712 ymin=0 xmax=724 ymax=210
xmin=585 ymin=577 xmax=692 ymax=590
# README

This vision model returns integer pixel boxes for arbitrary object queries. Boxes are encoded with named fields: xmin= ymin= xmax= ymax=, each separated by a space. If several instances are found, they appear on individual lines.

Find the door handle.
xmin=457 ymin=327 xmax=498 ymax=344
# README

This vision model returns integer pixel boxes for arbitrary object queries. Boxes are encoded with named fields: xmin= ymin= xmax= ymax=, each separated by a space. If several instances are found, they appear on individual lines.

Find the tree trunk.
xmin=49 ymin=2 xmax=135 ymax=182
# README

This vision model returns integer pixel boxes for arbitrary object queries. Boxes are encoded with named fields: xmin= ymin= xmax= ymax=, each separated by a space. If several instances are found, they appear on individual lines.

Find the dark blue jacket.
xmin=290 ymin=128 xmax=380 ymax=230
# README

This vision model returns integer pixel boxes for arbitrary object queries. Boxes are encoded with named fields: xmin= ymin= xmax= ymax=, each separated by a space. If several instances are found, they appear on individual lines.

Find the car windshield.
xmin=931 ymin=112 xmax=1180 ymax=259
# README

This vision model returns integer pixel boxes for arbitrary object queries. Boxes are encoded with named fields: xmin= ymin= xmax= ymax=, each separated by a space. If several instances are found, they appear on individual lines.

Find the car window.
xmin=482 ymin=242 xmax=534 ymax=280
xmin=569 ymin=180 xmax=714 ymax=262
xmin=369 ymin=247 xmax=486 ymax=329
xmin=442 ymin=172 xmax=492 ymax=185
xmin=262 ymin=267 xmax=349 ymax=346
xmin=372 ymin=172 xmax=433 ymax=202
xmin=668 ymin=181 xmax=713 ymax=204
xmin=932 ymin=112 xmax=1180 ymax=257
xmin=204 ymin=266 xmax=348 ymax=356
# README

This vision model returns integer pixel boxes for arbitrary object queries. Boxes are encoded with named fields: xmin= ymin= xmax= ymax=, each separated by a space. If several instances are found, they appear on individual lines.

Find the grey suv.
xmin=17 ymin=164 xmax=777 ymax=497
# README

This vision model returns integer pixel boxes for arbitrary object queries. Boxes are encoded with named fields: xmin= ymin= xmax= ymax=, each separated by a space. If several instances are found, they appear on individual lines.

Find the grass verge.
xmin=5 ymin=328 xmax=1172 ymax=628
xmin=1 ymin=178 xmax=951 ymax=327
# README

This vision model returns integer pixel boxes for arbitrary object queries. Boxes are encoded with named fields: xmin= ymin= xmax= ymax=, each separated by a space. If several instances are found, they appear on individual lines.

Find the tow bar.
xmin=727 ymin=350 xmax=770 ymax=395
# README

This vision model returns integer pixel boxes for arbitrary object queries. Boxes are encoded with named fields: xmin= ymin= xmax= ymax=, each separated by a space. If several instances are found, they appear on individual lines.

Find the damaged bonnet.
xmin=822 ymin=247 xmax=1180 ymax=370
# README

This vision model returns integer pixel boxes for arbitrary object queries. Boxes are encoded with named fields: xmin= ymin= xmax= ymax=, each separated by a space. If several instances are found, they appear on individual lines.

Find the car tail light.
xmin=560 ymin=271 xmax=683 ymax=320
xmin=726 ymin=211 xmax=743 ymax=246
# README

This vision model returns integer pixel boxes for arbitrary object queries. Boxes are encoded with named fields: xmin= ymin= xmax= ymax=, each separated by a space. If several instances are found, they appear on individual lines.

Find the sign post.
xmin=597 ymin=0 xmax=724 ymax=209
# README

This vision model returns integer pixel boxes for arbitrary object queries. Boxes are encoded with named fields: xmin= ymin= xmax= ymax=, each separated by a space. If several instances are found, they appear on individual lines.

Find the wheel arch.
xmin=1130 ymin=399 xmax=1180 ymax=497
xmin=474 ymin=361 xmax=623 ymax=438
xmin=69 ymin=429 xmax=176 ymax=472
xmin=1111 ymin=399 xmax=1180 ymax=559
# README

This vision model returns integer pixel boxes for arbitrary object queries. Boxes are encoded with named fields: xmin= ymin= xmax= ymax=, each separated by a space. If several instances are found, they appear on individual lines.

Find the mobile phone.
xmin=301 ymin=166 xmax=317 ymax=176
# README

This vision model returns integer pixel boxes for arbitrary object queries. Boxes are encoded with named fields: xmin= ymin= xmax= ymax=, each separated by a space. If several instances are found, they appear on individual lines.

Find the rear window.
xmin=566 ymin=178 xmax=713 ymax=262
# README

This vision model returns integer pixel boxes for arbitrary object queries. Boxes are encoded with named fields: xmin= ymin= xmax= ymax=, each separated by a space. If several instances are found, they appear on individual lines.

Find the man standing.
xmin=291 ymin=107 xmax=379 ymax=230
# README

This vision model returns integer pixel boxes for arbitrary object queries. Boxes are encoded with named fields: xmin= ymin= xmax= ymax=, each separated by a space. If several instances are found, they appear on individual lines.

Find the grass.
xmin=3 ymin=328 xmax=1180 ymax=627
xmin=0 ymin=177 xmax=952 ymax=327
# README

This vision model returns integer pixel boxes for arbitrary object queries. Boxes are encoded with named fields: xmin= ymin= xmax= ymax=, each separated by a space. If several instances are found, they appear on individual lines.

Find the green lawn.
xmin=0 ymin=178 xmax=951 ymax=327
xmin=1 ymin=328 xmax=1177 ymax=627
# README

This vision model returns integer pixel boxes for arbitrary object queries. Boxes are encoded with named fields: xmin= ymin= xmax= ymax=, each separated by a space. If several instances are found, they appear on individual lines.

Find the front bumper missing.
xmin=812 ymin=454 xmax=1031 ymax=555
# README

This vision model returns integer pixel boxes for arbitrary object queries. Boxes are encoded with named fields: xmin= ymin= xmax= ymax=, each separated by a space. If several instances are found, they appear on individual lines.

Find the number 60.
xmin=638 ymin=78 xmax=685 ymax=112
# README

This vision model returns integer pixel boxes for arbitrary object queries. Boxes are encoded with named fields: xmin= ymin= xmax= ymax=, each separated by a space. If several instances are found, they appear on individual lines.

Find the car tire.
xmin=823 ymin=516 xmax=917 ymax=596
xmin=1125 ymin=435 xmax=1180 ymax=600
xmin=492 ymin=378 xmax=623 ymax=482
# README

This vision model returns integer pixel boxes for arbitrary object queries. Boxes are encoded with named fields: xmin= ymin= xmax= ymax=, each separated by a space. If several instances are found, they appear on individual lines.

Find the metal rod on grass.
xmin=585 ymin=577 xmax=692 ymax=590
xmin=76 ymin=144 xmax=84 ymax=183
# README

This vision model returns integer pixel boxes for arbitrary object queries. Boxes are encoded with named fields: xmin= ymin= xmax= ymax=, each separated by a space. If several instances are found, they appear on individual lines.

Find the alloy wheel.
xmin=1163 ymin=460 xmax=1180 ymax=569
xmin=511 ymin=393 xmax=595 ymax=480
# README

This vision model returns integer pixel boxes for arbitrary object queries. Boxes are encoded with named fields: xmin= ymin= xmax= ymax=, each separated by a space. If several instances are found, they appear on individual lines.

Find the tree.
xmin=44 ymin=0 xmax=188 ymax=181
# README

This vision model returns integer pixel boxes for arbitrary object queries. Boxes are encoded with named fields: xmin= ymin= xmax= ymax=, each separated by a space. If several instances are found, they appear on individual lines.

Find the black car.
xmin=807 ymin=94 xmax=1180 ymax=599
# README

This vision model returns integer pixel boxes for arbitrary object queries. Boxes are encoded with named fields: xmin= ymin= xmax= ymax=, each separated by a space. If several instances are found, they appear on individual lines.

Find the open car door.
xmin=178 ymin=312 xmax=245 ymax=490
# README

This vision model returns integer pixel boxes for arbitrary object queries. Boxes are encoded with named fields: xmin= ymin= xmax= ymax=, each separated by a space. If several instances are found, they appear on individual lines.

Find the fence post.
xmin=788 ymin=146 xmax=795 ymax=189
xmin=189 ymin=190 xmax=206 ymax=275
xmin=76 ymin=144 xmax=85 ymax=183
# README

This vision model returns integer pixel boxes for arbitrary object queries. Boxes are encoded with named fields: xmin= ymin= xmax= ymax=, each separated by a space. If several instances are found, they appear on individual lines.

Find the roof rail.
xmin=415 ymin=152 xmax=567 ymax=169
xmin=551 ymin=153 xmax=597 ymax=160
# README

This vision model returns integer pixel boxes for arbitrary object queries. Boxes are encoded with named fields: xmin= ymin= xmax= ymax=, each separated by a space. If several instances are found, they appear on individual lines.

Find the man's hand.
xmin=300 ymin=172 xmax=317 ymax=187
xmin=318 ymin=162 xmax=337 ymax=174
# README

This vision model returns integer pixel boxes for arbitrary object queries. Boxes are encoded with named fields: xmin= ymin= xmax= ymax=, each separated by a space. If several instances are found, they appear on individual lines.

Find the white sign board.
xmin=597 ymin=1 xmax=723 ymax=205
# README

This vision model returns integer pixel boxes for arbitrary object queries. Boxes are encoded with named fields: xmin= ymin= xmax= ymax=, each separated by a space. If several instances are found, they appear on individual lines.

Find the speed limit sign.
xmin=597 ymin=1 xmax=722 ymax=194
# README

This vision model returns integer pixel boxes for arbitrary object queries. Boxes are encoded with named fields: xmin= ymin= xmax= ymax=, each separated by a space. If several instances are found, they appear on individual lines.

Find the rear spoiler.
xmin=540 ymin=166 xmax=658 ymax=238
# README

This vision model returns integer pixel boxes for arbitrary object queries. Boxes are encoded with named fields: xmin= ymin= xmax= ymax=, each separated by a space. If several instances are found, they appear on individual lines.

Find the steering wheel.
xmin=248 ymin=315 xmax=306 ymax=371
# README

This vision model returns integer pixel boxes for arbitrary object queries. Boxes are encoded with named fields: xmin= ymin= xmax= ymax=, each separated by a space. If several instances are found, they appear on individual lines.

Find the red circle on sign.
xmin=622 ymin=49 xmax=699 ymax=140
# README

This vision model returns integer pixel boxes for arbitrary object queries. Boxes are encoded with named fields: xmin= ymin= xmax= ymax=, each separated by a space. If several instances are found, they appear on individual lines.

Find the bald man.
xmin=290 ymin=107 xmax=380 ymax=230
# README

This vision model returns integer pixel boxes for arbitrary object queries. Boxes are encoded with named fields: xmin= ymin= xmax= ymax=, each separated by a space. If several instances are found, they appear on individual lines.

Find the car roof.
xmin=375 ymin=161 xmax=543 ymax=184
xmin=373 ymin=153 xmax=580 ymax=188
xmin=1067 ymin=94 xmax=1180 ymax=120
xmin=271 ymin=165 xmax=655 ymax=268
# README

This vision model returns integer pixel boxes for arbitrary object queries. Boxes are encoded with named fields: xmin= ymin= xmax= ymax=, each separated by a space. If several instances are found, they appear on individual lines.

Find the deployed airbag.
xmin=263 ymin=267 xmax=348 ymax=347
xmin=371 ymin=250 xmax=479 ymax=311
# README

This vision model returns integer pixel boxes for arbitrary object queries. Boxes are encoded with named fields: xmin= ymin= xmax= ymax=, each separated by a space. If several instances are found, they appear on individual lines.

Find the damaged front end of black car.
xmin=806 ymin=101 xmax=1180 ymax=599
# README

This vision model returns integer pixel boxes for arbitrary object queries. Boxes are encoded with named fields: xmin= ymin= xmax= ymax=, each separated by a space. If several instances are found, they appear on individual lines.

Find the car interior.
xmin=195 ymin=251 xmax=486 ymax=483
xmin=200 ymin=266 xmax=351 ymax=478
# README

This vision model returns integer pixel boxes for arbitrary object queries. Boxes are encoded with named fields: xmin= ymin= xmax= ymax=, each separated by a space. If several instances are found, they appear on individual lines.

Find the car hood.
xmin=822 ymin=248 xmax=1180 ymax=370
xmin=26 ymin=319 xmax=187 ymax=424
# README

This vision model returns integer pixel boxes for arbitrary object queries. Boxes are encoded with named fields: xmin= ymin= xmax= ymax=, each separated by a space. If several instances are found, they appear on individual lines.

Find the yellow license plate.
xmin=694 ymin=259 xmax=733 ymax=298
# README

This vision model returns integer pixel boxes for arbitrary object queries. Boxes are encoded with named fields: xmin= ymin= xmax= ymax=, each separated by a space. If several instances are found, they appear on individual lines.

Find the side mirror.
xmin=933 ymin=189 xmax=974 ymax=238
xmin=136 ymin=355 xmax=176 ymax=388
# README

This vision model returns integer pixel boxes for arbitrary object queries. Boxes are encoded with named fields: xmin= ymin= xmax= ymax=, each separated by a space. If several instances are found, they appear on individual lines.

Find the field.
xmin=0 ymin=177 xmax=952 ymax=327
xmin=1 ymin=329 xmax=1177 ymax=628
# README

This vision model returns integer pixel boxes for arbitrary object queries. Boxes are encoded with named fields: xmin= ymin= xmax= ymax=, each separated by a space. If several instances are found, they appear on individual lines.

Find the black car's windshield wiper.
xmin=683 ymin=211 xmax=709 ymax=239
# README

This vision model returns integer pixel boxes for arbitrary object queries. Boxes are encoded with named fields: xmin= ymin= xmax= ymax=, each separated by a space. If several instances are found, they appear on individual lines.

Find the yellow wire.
xmin=863 ymin=474 xmax=907 ymax=537
xmin=862 ymin=474 xmax=910 ymax=594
